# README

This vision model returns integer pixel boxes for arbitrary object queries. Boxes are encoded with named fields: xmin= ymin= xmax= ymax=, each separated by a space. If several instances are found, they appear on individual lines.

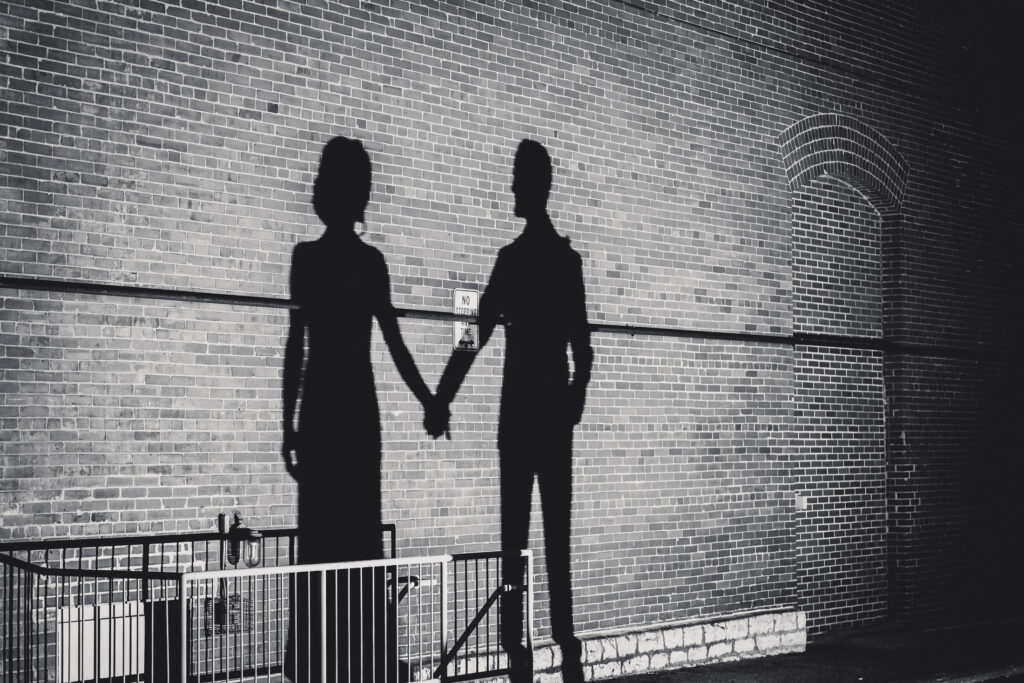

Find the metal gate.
xmin=0 ymin=529 xmax=533 ymax=683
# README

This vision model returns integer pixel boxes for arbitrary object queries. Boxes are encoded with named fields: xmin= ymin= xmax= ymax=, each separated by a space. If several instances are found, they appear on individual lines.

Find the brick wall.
xmin=885 ymin=355 xmax=1022 ymax=622
xmin=1 ymin=0 xmax=1019 ymax=645
xmin=791 ymin=176 xmax=886 ymax=636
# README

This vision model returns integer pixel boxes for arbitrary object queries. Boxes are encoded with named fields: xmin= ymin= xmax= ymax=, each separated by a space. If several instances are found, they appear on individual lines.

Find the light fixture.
xmin=226 ymin=512 xmax=263 ymax=568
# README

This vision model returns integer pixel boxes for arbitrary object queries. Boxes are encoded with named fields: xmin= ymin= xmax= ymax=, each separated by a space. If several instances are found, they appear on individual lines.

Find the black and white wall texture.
xmin=0 ymin=0 xmax=1020 ymax=674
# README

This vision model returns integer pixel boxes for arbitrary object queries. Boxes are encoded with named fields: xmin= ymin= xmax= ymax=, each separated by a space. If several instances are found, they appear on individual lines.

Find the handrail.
xmin=0 ymin=552 xmax=182 ymax=581
xmin=0 ymin=523 xmax=400 ymax=581
xmin=0 ymin=526 xmax=300 ymax=552
xmin=0 ymin=523 xmax=395 ymax=554
xmin=179 ymin=554 xmax=451 ymax=582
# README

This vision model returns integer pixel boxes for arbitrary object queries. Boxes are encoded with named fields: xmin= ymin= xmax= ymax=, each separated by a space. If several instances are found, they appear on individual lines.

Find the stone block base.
xmin=531 ymin=609 xmax=806 ymax=682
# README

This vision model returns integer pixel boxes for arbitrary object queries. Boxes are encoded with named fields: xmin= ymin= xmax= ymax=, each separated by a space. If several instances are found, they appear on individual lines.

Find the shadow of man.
xmin=282 ymin=136 xmax=432 ymax=683
xmin=428 ymin=139 xmax=593 ymax=683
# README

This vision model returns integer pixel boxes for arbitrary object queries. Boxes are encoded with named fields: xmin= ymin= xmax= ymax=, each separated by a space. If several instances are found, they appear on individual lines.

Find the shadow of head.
xmin=512 ymin=139 xmax=552 ymax=219
xmin=313 ymin=136 xmax=372 ymax=226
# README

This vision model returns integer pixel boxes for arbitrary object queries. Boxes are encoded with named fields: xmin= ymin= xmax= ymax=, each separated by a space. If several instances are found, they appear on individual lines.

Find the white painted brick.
xmin=704 ymin=623 xmax=728 ymax=643
xmin=638 ymin=631 xmax=663 ymax=653
xmin=735 ymin=638 xmax=755 ymax=654
xmin=781 ymin=630 xmax=806 ymax=649
xmin=686 ymin=645 xmax=708 ymax=662
xmin=650 ymin=653 xmax=669 ymax=671
xmin=669 ymin=650 xmax=688 ymax=665
xmin=749 ymin=614 xmax=774 ymax=635
xmin=602 ymin=639 xmax=618 ymax=661
xmin=616 ymin=635 xmax=637 ymax=657
xmin=538 ymin=673 xmax=561 ymax=683
xmin=592 ymin=661 xmax=621 ymax=680
xmin=726 ymin=619 xmax=748 ymax=640
xmin=585 ymin=640 xmax=603 ymax=663
xmin=797 ymin=612 xmax=807 ymax=630
xmin=622 ymin=656 xmax=649 ymax=675
xmin=664 ymin=627 xmax=683 ymax=650
xmin=756 ymin=634 xmax=782 ymax=651
xmin=708 ymin=642 xmax=732 ymax=659
xmin=683 ymin=625 xmax=703 ymax=646
xmin=535 ymin=646 xmax=552 ymax=669
xmin=775 ymin=613 xmax=797 ymax=632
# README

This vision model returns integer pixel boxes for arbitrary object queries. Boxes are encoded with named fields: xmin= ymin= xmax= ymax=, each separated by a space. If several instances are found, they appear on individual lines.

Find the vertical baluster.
xmin=318 ymin=571 xmax=326 ymax=683
xmin=475 ymin=558 xmax=480 ymax=674
xmin=333 ymin=569 xmax=338 ymax=683
xmin=413 ymin=561 xmax=421 ymax=683
xmin=360 ymin=567 xmax=366 ymax=683
xmin=76 ymin=550 xmax=82 ymax=683
xmin=526 ymin=552 xmax=534 ymax=683
xmin=262 ymin=570 xmax=268 ymax=683
xmin=439 ymin=560 xmax=447 ymax=682
xmin=304 ymin=570 xmax=310 ymax=683
xmin=108 ymin=547 xmax=114 ymax=681
xmin=207 ymin=578 xmax=214 ymax=683
xmin=487 ymin=557 xmax=492 ymax=672
xmin=372 ymin=566 xmax=378 ymax=683
xmin=277 ymin=567 xmax=283 ymax=680
xmin=403 ymin=563 xmax=410 ymax=683
xmin=225 ymin=575 xmax=232 ymax=683
xmin=91 ymin=573 xmax=98 ymax=683
xmin=234 ymin=574 xmax=240 ymax=681
xmin=178 ymin=577 xmax=187 ymax=683
xmin=242 ymin=575 xmax=249 ymax=683
xmin=2 ymin=562 xmax=6 ymax=683
xmin=34 ymin=555 xmax=41 ymax=683
xmin=132 ymin=577 xmax=138 ymax=683
xmin=45 ymin=552 xmax=50 ymax=681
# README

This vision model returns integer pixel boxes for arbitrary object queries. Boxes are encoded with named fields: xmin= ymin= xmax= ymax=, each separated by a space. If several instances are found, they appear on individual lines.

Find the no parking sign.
xmin=453 ymin=289 xmax=478 ymax=351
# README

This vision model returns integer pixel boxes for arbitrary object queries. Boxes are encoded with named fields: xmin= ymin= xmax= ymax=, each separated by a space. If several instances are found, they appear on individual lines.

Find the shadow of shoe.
xmin=560 ymin=640 xmax=584 ymax=683
xmin=506 ymin=644 xmax=531 ymax=683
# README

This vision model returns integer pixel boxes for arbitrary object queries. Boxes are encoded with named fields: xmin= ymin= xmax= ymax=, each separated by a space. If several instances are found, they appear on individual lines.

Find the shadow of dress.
xmin=285 ymin=230 xmax=398 ymax=683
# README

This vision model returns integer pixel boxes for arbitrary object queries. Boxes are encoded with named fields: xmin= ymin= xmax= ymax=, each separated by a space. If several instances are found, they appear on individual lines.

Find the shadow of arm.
xmin=568 ymin=253 xmax=592 ymax=424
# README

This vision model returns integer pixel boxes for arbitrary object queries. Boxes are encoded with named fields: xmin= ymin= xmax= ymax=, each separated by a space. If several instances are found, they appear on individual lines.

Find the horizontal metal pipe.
xmin=0 ymin=526 xmax=300 ymax=553
xmin=451 ymin=550 xmax=531 ymax=562
xmin=182 ymin=555 xmax=451 ymax=582
xmin=0 ymin=557 xmax=180 ymax=581
xmin=1 ymin=275 xmax=1009 ymax=360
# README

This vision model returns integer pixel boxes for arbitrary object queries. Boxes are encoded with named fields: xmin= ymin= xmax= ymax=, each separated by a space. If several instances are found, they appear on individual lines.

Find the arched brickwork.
xmin=780 ymin=113 xmax=904 ymax=636
xmin=779 ymin=112 xmax=908 ymax=215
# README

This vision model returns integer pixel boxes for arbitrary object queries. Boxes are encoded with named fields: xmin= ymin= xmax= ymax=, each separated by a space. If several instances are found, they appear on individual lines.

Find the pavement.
xmin=608 ymin=619 xmax=1024 ymax=683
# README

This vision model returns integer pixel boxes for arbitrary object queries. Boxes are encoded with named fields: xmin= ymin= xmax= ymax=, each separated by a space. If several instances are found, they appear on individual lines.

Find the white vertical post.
xmin=439 ymin=560 xmax=448 ymax=682
xmin=179 ymin=577 xmax=188 ymax=683
xmin=320 ymin=570 xmax=328 ymax=683
xmin=524 ymin=550 xmax=534 ymax=683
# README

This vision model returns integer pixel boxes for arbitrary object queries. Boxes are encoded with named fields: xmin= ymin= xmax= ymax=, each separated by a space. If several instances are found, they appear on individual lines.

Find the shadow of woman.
xmin=282 ymin=136 xmax=432 ymax=683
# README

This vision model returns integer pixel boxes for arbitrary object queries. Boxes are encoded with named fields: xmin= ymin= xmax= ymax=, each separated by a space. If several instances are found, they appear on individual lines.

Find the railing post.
xmin=440 ymin=559 xmax=448 ymax=682
xmin=525 ymin=550 xmax=534 ymax=683
xmin=179 ymin=576 xmax=188 ymax=683
xmin=320 ymin=570 xmax=328 ymax=683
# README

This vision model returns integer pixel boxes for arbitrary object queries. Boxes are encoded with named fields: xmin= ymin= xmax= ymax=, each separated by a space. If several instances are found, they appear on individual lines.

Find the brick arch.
xmin=779 ymin=113 xmax=908 ymax=215
xmin=783 ymin=111 xmax=902 ymax=638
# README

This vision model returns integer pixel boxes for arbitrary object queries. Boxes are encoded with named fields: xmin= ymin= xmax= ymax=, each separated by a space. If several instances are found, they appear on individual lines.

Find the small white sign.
xmin=453 ymin=289 xmax=479 ymax=351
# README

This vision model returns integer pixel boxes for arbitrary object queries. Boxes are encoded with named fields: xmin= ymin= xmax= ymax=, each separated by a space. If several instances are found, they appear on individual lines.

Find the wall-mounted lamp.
xmin=223 ymin=512 xmax=263 ymax=568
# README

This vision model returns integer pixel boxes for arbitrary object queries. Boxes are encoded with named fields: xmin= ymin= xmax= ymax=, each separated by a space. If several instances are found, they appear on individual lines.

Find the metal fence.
xmin=0 ymin=528 xmax=532 ymax=683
